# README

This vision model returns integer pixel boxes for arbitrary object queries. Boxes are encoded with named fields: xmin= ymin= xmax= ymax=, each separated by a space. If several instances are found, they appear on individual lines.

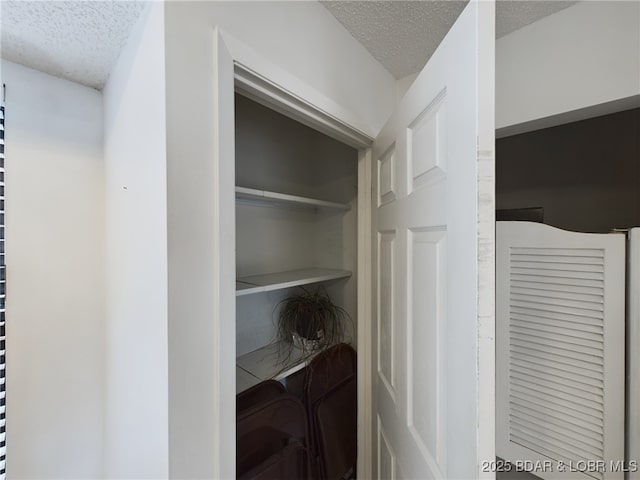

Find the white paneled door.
xmin=371 ymin=2 xmax=495 ymax=478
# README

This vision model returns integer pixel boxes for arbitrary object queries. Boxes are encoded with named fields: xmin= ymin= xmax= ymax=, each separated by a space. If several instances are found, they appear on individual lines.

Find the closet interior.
xmin=233 ymin=93 xmax=361 ymax=478
xmin=234 ymin=93 xmax=359 ymax=393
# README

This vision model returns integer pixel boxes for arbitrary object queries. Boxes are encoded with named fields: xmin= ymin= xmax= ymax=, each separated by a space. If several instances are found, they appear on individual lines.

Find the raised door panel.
xmin=378 ymin=231 xmax=397 ymax=401
xmin=407 ymin=229 xmax=447 ymax=470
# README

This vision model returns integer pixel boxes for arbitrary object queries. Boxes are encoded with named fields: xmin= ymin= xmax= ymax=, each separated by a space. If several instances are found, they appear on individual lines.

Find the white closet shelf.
xmin=236 ymin=186 xmax=351 ymax=211
xmin=236 ymin=268 xmax=352 ymax=296
xmin=236 ymin=341 xmax=319 ymax=393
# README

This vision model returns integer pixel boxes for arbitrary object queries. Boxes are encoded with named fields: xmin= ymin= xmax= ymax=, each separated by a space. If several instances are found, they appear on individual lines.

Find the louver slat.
xmin=510 ymin=390 xmax=604 ymax=425
xmin=511 ymin=311 xmax=603 ymax=335
xmin=512 ymin=288 xmax=603 ymax=307
xmin=509 ymin=248 xmax=604 ymax=258
xmin=511 ymin=349 xmax=603 ymax=377
xmin=510 ymin=364 xmax=604 ymax=397
xmin=510 ymin=382 xmax=603 ymax=415
xmin=510 ymin=299 xmax=603 ymax=320
xmin=510 ymin=370 xmax=604 ymax=405
xmin=511 ymin=292 xmax=604 ymax=311
xmin=510 ymin=358 xmax=603 ymax=390
xmin=510 ymin=332 xmax=603 ymax=359
xmin=510 ymin=267 xmax=604 ymax=281
xmin=510 ymin=253 xmax=604 ymax=265
xmin=509 ymin=430 xmax=601 ymax=480
xmin=510 ymin=395 xmax=604 ymax=434
xmin=511 ymin=279 xmax=603 ymax=297
xmin=509 ymin=416 xmax=604 ymax=458
xmin=510 ymin=329 xmax=603 ymax=354
xmin=510 ymin=407 xmax=603 ymax=444
xmin=511 ymin=273 xmax=603 ymax=289
xmin=510 ymin=338 xmax=603 ymax=365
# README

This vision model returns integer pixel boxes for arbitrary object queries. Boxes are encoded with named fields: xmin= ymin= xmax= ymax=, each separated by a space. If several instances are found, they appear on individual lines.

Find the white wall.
xmin=103 ymin=3 xmax=168 ymax=478
xmin=396 ymin=73 xmax=418 ymax=101
xmin=1 ymin=60 xmax=105 ymax=479
xmin=163 ymin=2 xmax=395 ymax=477
xmin=496 ymin=0 xmax=640 ymax=133
xmin=165 ymin=1 xmax=396 ymax=140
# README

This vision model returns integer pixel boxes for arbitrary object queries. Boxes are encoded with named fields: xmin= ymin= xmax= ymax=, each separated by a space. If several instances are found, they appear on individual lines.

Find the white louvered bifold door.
xmin=497 ymin=222 xmax=625 ymax=480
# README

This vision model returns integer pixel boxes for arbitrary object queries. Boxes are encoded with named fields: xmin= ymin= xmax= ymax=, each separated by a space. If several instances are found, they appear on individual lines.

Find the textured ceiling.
xmin=321 ymin=1 xmax=467 ymax=79
xmin=0 ymin=0 xmax=579 ymax=89
xmin=1 ymin=1 xmax=147 ymax=90
xmin=322 ymin=0 xmax=578 ymax=79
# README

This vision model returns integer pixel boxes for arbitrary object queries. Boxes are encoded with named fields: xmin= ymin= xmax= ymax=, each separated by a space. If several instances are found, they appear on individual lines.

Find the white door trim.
xmin=357 ymin=147 xmax=374 ymax=480
xmin=234 ymin=63 xmax=372 ymax=149
xmin=214 ymin=28 xmax=375 ymax=477
xmin=221 ymin=27 xmax=375 ymax=148
xmin=209 ymin=28 xmax=236 ymax=480
xmin=629 ymin=228 xmax=640 ymax=480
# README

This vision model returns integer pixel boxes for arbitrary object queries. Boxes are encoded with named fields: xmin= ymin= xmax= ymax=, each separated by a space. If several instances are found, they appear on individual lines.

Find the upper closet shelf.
xmin=236 ymin=268 xmax=352 ymax=296
xmin=236 ymin=186 xmax=351 ymax=211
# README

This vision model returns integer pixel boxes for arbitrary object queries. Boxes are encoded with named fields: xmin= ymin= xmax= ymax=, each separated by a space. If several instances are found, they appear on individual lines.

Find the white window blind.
xmin=0 ymin=102 xmax=6 ymax=478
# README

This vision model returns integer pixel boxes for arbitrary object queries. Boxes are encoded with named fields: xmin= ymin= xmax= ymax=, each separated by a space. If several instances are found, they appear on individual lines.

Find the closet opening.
xmin=234 ymin=92 xmax=361 ymax=479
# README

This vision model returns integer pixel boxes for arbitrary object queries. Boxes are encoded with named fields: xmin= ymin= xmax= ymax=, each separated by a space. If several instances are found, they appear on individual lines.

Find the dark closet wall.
xmin=496 ymin=108 xmax=640 ymax=233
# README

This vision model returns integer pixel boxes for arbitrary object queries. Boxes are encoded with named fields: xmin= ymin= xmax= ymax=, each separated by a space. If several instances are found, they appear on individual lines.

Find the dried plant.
xmin=274 ymin=286 xmax=352 ymax=368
